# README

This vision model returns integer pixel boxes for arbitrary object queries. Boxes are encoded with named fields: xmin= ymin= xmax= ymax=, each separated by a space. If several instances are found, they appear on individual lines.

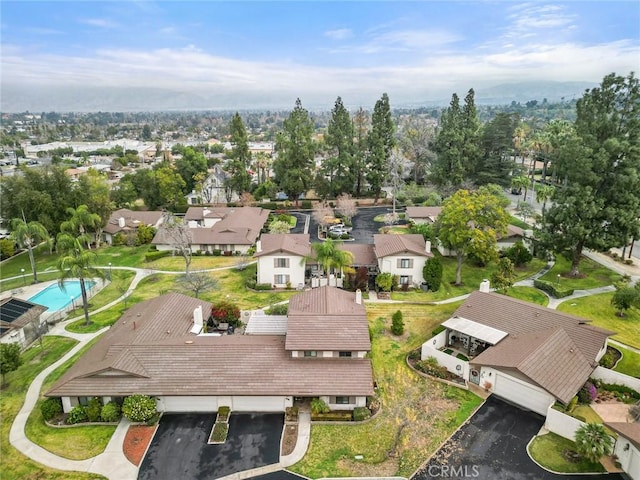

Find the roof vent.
xmin=166 ymin=330 xmax=171 ymax=334
xmin=185 ymin=340 xmax=193 ymax=344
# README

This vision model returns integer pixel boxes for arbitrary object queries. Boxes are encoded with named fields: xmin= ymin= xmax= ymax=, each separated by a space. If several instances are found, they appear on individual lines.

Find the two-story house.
xmin=254 ymin=234 xmax=311 ymax=288
xmin=373 ymin=234 xmax=433 ymax=287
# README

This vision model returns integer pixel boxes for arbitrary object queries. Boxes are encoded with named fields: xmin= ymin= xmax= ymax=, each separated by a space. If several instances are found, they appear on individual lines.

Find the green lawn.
xmin=291 ymin=301 xmax=483 ymax=478
xmin=145 ymin=254 xmax=246 ymax=271
xmin=506 ymin=286 xmax=549 ymax=306
xmin=571 ymin=405 xmax=604 ymax=424
xmin=528 ymin=432 xmax=606 ymax=473
xmin=509 ymin=215 xmax=531 ymax=229
xmin=556 ymin=293 xmax=640 ymax=349
xmin=25 ymin=336 xmax=115 ymax=460
xmin=539 ymin=254 xmax=622 ymax=290
xmin=613 ymin=345 xmax=640 ymax=378
xmin=0 ymin=336 xmax=106 ymax=480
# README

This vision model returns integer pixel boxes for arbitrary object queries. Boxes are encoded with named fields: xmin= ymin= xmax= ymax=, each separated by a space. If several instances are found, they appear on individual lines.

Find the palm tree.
xmin=574 ymin=423 xmax=613 ymax=463
xmin=308 ymin=239 xmax=354 ymax=281
xmin=512 ymin=125 xmax=527 ymax=167
xmin=10 ymin=218 xmax=51 ymax=284
xmin=60 ymin=205 xmax=102 ymax=249
xmin=56 ymin=233 xmax=105 ymax=326
xmin=511 ymin=175 xmax=530 ymax=204
xmin=534 ymin=184 xmax=555 ymax=219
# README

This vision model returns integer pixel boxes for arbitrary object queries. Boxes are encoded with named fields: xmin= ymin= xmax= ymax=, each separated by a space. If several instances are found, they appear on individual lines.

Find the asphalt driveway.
xmin=411 ymin=396 xmax=623 ymax=480
xmin=138 ymin=413 xmax=284 ymax=480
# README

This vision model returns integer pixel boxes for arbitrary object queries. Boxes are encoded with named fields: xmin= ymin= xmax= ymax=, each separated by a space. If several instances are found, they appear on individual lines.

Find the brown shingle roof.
xmin=285 ymin=286 xmax=371 ymax=351
xmin=338 ymin=243 xmax=377 ymax=266
xmin=104 ymin=209 xmax=164 ymax=235
xmin=373 ymin=234 xmax=433 ymax=258
xmin=254 ymin=234 xmax=311 ymax=258
xmin=406 ymin=206 xmax=442 ymax=221
xmin=605 ymin=423 xmax=640 ymax=449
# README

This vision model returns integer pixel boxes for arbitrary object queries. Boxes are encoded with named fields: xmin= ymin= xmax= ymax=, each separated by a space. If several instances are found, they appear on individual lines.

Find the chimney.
xmin=118 ymin=217 xmax=126 ymax=228
xmin=355 ymin=289 xmax=362 ymax=304
xmin=479 ymin=279 xmax=491 ymax=293
xmin=256 ymin=240 xmax=262 ymax=253
xmin=425 ymin=240 xmax=431 ymax=253
xmin=193 ymin=306 xmax=203 ymax=327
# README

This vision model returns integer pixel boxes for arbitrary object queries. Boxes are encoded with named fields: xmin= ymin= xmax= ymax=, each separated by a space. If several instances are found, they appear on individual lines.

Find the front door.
xmin=470 ymin=368 xmax=480 ymax=385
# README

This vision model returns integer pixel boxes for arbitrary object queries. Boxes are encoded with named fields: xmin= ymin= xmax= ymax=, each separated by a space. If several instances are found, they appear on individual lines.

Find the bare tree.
xmin=235 ymin=255 xmax=250 ymax=271
xmin=160 ymin=212 xmax=193 ymax=276
xmin=26 ymin=309 xmax=48 ymax=352
xmin=178 ymin=271 xmax=218 ymax=298
xmin=312 ymin=203 xmax=336 ymax=236
xmin=336 ymin=194 xmax=357 ymax=224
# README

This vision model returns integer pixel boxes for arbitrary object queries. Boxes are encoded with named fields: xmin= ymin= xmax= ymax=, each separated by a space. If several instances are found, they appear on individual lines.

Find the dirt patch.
xmin=337 ymin=456 xmax=399 ymax=477
xmin=123 ymin=425 xmax=155 ymax=466
xmin=281 ymin=423 xmax=298 ymax=456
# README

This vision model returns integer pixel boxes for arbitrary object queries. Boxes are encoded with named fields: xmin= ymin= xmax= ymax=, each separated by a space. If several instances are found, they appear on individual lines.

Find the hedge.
xmin=254 ymin=283 xmax=273 ymax=291
xmin=144 ymin=250 xmax=172 ymax=262
xmin=533 ymin=279 xmax=575 ymax=298
xmin=311 ymin=411 xmax=354 ymax=421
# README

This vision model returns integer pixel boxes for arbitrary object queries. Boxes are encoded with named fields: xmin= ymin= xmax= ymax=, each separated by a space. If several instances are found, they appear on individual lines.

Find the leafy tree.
xmin=398 ymin=115 xmax=436 ymax=184
xmin=273 ymin=98 xmax=316 ymax=206
xmin=422 ymin=257 xmax=443 ymax=291
xmin=56 ymin=233 xmax=106 ymax=326
xmin=611 ymin=285 xmax=639 ymax=317
xmin=211 ymin=301 xmax=241 ymax=327
xmin=538 ymin=73 xmax=640 ymax=276
xmin=110 ymin=176 xmax=138 ymax=208
xmin=73 ymin=169 xmax=113 ymax=248
xmin=473 ymin=112 xmax=518 ymax=187
xmin=155 ymin=165 xmax=187 ymax=209
xmin=574 ymin=423 xmax=613 ymax=463
xmin=436 ymin=189 xmax=509 ymax=285
xmin=367 ymin=93 xmax=395 ymax=202
xmin=322 ymin=97 xmax=355 ymax=197
xmin=269 ymin=220 xmax=291 ymax=234
xmin=224 ymin=113 xmax=252 ymax=196
xmin=391 ymin=310 xmax=404 ymax=335
xmin=376 ymin=272 xmax=396 ymax=292
xmin=534 ymin=184 xmax=555 ymax=219
xmin=308 ymin=239 xmax=354 ymax=279
xmin=0 ymin=343 xmax=22 ymax=387
xmin=175 ymin=147 xmax=208 ymax=194
xmin=178 ymin=271 xmax=218 ymax=299
xmin=10 ymin=218 xmax=51 ymax=283
xmin=135 ymin=225 xmax=156 ymax=245
xmin=490 ymin=257 xmax=516 ymax=292
xmin=511 ymin=175 xmax=530 ymax=203
xmin=60 ymin=205 xmax=102 ymax=249
xmin=0 ymin=238 xmax=15 ymax=260
xmin=503 ymin=241 xmax=533 ymax=267
xmin=515 ymin=201 xmax=536 ymax=224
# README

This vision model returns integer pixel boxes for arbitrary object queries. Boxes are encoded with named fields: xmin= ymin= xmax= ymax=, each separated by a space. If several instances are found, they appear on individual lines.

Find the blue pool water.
xmin=28 ymin=280 xmax=96 ymax=311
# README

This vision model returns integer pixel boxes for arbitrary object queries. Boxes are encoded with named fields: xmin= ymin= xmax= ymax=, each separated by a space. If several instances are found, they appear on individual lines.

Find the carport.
xmin=138 ymin=412 xmax=284 ymax=480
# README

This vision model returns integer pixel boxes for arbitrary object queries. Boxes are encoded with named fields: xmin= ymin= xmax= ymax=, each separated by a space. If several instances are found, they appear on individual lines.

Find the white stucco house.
xmin=421 ymin=285 xmax=613 ymax=416
xmin=606 ymin=423 xmax=640 ymax=480
xmin=46 ymin=287 xmax=373 ymax=413
xmin=254 ymin=234 xmax=311 ymax=288
xmin=102 ymin=208 xmax=164 ymax=245
xmin=373 ymin=234 xmax=433 ymax=287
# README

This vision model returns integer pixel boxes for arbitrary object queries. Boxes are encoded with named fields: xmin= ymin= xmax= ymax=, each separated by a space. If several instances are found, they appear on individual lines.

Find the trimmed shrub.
xmin=101 ymin=401 xmax=122 ymax=422
xmin=212 ymin=249 xmax=222 ymax=256
xmin=254 ymin=283 xmax=273 ymax=291
xmin=415 ymin=357 xmax=449 ymax=379
xmin=245 ymin=279 xmax=257 ymax=289
xmin=40 ymin=398 xmax=63 ymax=421
xmin=312 ymin=411 xmax=353 ymax=422
xmin=595 ymin=381 xmax=640 ymax=401
xmin=391 ymin=310 xmax=404 ymax=335
xmin=301 ymin=200 xmax=313 ymax=209
xmin=86 ymin=397 xmax=103 ymax=422
xmin=353 ymin=406 xmax=371 ymax=421
xmin=503 ymin=241 xmax=533 ymax=267
xmin=211 ymin=301 xmax=241 ymax=327
xmin=310 ymin=398 xmax=330 ymax=415
xmin=265 ymin=304 xmax=288 ymax=315
xmin=144 ymin=250 xmax=172 ymax=262
xmin=577 ymin=381 xmax=598 ymax=404
xmin=566 ymin=395 xmax=579 ymax=413
xmin=533 ymin=279 xmax=574 ymax=298
xmin=423 ymin=257 xmax=443 ymax=292
xmin=67 ymin=405 xmax=88 ymax=424
xmin=432 ymin=325 xmax=446 ymax=336
xmin=122 ymin=394 xmax=157 ymax=422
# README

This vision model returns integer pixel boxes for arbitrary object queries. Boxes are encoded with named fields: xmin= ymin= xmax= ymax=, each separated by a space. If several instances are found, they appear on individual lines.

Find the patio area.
xmin=591 ymin=401 xmax=634 ymax=423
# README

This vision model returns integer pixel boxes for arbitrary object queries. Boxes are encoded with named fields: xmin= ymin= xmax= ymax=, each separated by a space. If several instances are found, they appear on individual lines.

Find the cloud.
xmin=325 ymin=28 xmax=460 ymax=55
xmin=504 ymin=3 xmax=577 ymax=40
xmin=324 ymin=28 xmax=353 ymax=40
xmin=78 ymin=18 xmax=119 ymax=29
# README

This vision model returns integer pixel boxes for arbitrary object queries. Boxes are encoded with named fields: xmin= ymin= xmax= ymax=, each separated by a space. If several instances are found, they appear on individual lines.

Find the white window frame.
xmin=274 ymin=274 xmax=290 ymax=284
xmin=274 ymin=257 xmax=290 ymax=268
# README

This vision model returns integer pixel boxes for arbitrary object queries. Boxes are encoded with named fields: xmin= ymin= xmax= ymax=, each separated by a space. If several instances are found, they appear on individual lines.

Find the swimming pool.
xmin=28 ymin=280 xmax=96 ymax=311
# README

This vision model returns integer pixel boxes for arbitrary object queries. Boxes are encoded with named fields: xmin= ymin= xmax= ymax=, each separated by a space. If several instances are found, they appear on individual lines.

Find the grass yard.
xmin=509 ymin=215 xmax=531 ymax=229
xmin=145 ymin=254 xmax=246 ymax=271
xmin=505 ymin=286 xmax=549 ymax=306
xmin=528 ymin=432 xmax=606 ymax=473
xmin=0 ymin=336 xmax=106 ymax=480
xmin=556 ymin=293 xmax=640 ymax=349
xmin=571 ymin=405 xmax=605 ymax=424
xmin=539 ymin=254 xmax=622 ymax=290
xmin=25 ymin=336 xmax=115 ymax=460
xmin=291 ymin=301 xmax=483 ymax=478
xmin=613 ymin=345 xmax=640 ymax=378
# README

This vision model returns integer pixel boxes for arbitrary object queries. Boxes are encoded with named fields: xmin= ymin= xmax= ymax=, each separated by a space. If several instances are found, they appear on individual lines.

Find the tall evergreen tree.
xmin=224 ymin=113 xmax=252 ymax=196
xmin=538 ymin=72 xmax=640 ymax=276
xmin=431 ymin=93 xmax=464 ymax=188
xmin=366 ymin=93 xmax=395 ymax=202
xmin=473 ymin=112 xmax=519 ymax=187
xmin=321 ymin=97 xmax=355 ymax=197
xmin=273 ymin=98 xmax=316 ymax=206
xmin=353 ymin=107 xmax=369 ymax=197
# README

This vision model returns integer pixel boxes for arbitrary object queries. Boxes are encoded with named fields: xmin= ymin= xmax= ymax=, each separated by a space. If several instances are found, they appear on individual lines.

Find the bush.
xmin=599 ymin=349 xmax=618 ymax=369
xmin=40 ymin=398 xmax=63 ymax=421
xmin=217 ymin=406 xmax=231 ymax=421
xmin=310 ymin=398 xmax=330 ymax=415
xmin=311 ymin=411 xmax=353 ymax=421
xmin=265 ymin=304 xmax=288 ymax=315
xmin=122 ymin=394 xmax=157 ymax=422
xmin=503 ymin=241 xmax=533 ymax=267
xmin=533 ymin=279 xmax=574 ymax=298
xmin=67 ymin=405 xmax=88 ymax=424
xmin=212 ymin=249 xmax=222 ymax=256
xmin=86 ymin=397 xmax=103 ymax=422
xmin=211 ymin=301 xmax=241 ymax=327
xmin=432 ymin=325 xmax=446 ymax=336
xmin=101 ymin=401 xmax=122 ymax=422
xmin=0 ymin=238 xmax=16 ymax=260
xmin=577 ymin=381 xmax=598 ymax=404
xmin=245 ymin=279 xmax=257 ymax=289
xmin=595 ymin=381 xmax=640 ymax=401
xmin=391 ymin=310 xmax=404 ymax=335
xmin=415 ymin=357 xmax=449 ymax=379
xmin=301 ymin=200 xmax=312 ymax=209
xmin=144 ymin=250 xmax=172 ymax=262
xmin=376 ymin=272 xmax=396 ymax=292
xmin=566 ymin=395 xmax=579 ymax=413
xmin=423 ymin=257 xmax=443 ymax=292
xmin=254 ymin=283 xmax=273 ymax=291
xmin=211 ymin=422 xmax=229 ymax=442
xmin=353 ymin=406 xmax=371 ymax=421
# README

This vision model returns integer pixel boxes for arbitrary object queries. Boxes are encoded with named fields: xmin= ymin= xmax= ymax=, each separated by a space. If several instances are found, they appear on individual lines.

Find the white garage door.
xmin=232 ymin=396 xmax=286 ymax=412
xmin=159 ymin=396 xmax=219 ymax=412
xmin=493 ymin=372 xmax=554 ymax=415
xmin=628 ymin=448 xmax=640 ymax=480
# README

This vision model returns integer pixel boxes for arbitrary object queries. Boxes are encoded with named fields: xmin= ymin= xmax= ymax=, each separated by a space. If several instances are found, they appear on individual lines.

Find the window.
xmin=335 ymin=396 xmax=350 ymax=405
xmin=398 ymin=258 xmax=413 ymax=269
xmin=399 ymin=275 xmax=412 ymax=285
xmin=274 ymin=258 xmax=289 ymax=268
xmin=274 ymin=274 xmax=290 ymax=284
xmin=303 ymin=350 xmax=317 ymax=357
xmin=339 ymin=351 xmax=352 ymax=358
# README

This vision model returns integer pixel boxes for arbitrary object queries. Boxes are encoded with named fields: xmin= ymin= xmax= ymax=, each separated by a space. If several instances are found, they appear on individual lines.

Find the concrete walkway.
xmin=281 ymin=410 xmax=311 ymax=467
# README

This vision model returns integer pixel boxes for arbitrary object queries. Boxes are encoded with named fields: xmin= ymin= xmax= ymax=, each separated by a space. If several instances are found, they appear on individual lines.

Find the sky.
xmin=1 ymin=1 xmax=639 ymax=111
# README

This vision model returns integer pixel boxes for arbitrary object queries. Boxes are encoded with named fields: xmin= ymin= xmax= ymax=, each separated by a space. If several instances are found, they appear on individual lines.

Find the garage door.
xmin=232 ymin=396 xmax=286 ymax=412
xmin=159 ymin=396 xmax=219 ymax=412
xmin=493 ymin=372 xmax=554 ymax=415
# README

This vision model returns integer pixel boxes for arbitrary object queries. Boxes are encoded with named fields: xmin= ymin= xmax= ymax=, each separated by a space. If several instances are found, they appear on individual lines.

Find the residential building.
xmin=46 ymin=288 xmax=373 ymax=413
xmin=254 ymin=234 xmax=311 ymax=288
xmin=405 ymin=206 xmax=442 ymax=224
xmin=103 ymin=208 xmax=164 ymax=245
xmin=0 ymin=298 xmax=48 ymax=349
xmin=373 ymin=234 xmax=433 ymax=287
xmin=606 ymin=422 xmax=640 ymax=480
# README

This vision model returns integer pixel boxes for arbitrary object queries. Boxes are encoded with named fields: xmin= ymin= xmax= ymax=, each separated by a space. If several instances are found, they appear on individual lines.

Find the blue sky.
xmin=1 ymin=1 xmax=639 ymax=109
